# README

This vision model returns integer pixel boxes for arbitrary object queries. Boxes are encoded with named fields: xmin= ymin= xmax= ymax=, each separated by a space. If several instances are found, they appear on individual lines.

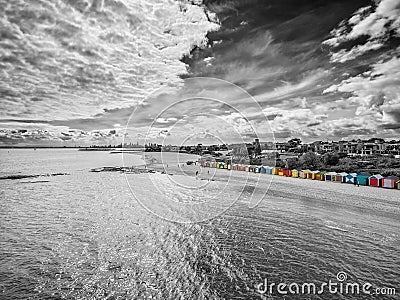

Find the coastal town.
xmin=150 ymin=138 xmax=399 ymax=167
xmin=77 ymin=137 xmax=400 ymax=180
xmin=77 ymin=137 xmax=400 ymax=157
xmin=77 ymin=137 xmax=400 ymax=190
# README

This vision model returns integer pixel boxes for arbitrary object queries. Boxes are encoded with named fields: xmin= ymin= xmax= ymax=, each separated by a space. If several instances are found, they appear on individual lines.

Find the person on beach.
xmin=195 ymin=170 xmax=199 ymax=178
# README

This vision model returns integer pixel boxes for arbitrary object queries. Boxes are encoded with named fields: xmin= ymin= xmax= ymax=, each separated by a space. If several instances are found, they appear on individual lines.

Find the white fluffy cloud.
xmin=0 ymin=0 xmax=219 ymax=123
xmin=323 ymin=53 xmax=400 ymax=130
xmin=323 ymin=0 xmax=400 ymax=62
xmin=262 ymin=106 xmax=329 ymax=139
xmin=0 ymin=125 xmax=124 ymax=145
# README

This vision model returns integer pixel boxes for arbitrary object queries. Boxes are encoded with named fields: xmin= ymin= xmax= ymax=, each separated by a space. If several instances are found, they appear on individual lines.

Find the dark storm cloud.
xmin=184 ymin=0 xmax=367 ymax=92
xmin=180 ymin=0 xmax=399 ymax=141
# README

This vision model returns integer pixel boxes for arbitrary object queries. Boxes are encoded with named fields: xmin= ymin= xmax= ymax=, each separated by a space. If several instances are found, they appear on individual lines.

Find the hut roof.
xmin=369 ymin=174 xmax=383 ymax=179
xmin=326 ymin=171 xmax=338 ymax=175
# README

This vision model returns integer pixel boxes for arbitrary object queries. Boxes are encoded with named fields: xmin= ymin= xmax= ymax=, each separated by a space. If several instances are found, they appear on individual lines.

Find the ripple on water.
xmin=1 ymin=150 xmax=399 ymax=299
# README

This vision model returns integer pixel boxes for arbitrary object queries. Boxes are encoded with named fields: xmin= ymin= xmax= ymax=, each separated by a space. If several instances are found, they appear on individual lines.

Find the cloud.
xmin=261 ymin=106 xmax=328 ymax=139
xmin=2 ymin=0 xmax=398 ymax=144
xmin=0 ymin=124 xmax=124 ymax=146
xmin=323 ymin=0 xmax=400 ymax=62
xmin=328 ymin=41 xmax=384 ymax=63
xmin=253 ymin=69 xmax=330 ymax=105
xmin=323 ymin=52 xmax=400 ymax=134
xmin=0 ymin=0 xmax=219 ymax=124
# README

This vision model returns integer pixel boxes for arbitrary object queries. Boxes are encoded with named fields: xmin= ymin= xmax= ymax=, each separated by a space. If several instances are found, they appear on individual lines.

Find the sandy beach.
xmin=137 ymin=152 xmax=400 ymax=218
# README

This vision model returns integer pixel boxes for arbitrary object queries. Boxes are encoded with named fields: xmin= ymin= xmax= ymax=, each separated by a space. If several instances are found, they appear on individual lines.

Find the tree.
xmin=298 ymin=152 xmax=322 ymax=169
xmin=322 ymin=152 xmax=340 ymax=166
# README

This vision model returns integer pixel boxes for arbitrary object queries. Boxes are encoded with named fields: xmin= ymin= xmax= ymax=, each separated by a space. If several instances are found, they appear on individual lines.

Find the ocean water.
xmin=0 ymin=149 xmax=399 ymax=299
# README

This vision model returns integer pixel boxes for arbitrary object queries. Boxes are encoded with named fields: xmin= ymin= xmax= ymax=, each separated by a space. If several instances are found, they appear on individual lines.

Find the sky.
xmin=0 ymin=0 xmax=399 ymax=146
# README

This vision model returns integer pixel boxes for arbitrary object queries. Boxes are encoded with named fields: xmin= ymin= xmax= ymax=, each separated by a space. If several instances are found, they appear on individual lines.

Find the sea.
xmin=0 ymin=149 xmax=399 ymax=299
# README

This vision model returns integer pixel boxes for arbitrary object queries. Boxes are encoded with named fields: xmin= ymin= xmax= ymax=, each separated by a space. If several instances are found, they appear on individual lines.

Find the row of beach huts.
xmin=200 ymin=161 xmax=400 ymax=189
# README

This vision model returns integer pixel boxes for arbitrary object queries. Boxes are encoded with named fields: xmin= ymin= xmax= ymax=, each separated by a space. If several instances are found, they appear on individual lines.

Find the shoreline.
xmin=134 ymin=153 xmax=400 ymax=201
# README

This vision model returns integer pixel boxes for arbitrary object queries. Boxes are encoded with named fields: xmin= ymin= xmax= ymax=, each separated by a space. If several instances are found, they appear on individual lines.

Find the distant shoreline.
xmin=0 ymin=146 xmax=93 ymax=149
xmin=0 ymin=147 xmax=142 ymax=150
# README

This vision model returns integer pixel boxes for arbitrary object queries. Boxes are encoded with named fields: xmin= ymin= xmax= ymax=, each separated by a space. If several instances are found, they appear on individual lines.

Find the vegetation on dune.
xmin=281 ymin=152 xmax=400 ymax=177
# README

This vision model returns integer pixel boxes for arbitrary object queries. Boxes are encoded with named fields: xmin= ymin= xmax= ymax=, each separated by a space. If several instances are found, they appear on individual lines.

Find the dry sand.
xmin=142 ymin=152 xmax=399 ymax=211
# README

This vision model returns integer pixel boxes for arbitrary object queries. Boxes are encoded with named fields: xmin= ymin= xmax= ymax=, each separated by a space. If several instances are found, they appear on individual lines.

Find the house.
xmin=335 ymin=172 xmax=348 ymax=183
xmin=217 ymin=162 xmax=225 ymax=169
xmin=369 ymin=174 xmax=383 ymax=187
xmin=278 ymin=168 xmax=284 ymax=176
xmin=272 ymin=167 xmax=279 ymax=175
xmin=252 ymin=165 xmax=258 ymax=172
xmin=395 ymin=180 xmax=400 ymax=189
xmin=292 ymin=169 xmax=299 ymax=178
xmin=309 ymin=170 xmax=320 ymax=180
xmin=381 ymin=176 xmax=399 ymax=189
xmin=300 ymin=169 xmax=311 ymax=179
xmin=357 ymin=172 xmax=371 ymax=186
xmin=334 ymin=172 xmax=348 ymax=183
xmin=344 ymin=173 xmax=358 ymax=184
xmin=316 ymin=171 xmax=327 ymax=181
xmin=266 ymin=167 xmax=273 ymax=174
xmin=283 ymin=169 xmax=292 ymax=177
xmin=325 ymin=172 xmax=337 ymax=182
